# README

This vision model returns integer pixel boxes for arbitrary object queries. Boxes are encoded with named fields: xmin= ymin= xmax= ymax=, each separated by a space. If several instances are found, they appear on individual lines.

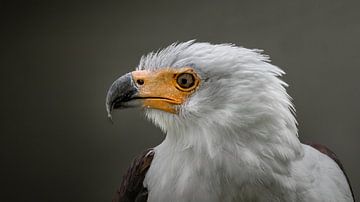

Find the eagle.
xmin=106 ymin=41 xmax=354 ymax=202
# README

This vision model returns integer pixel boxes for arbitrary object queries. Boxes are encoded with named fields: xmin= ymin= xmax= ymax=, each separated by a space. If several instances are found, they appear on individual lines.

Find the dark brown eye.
xmin=177 ymin=73 xmax=195 ymax=89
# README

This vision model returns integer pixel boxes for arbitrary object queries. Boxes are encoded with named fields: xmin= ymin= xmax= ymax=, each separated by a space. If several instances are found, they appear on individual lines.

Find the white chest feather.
xmin=144 ymin=141 xmax=352 ymax=202
xmin=144 ymin=140 xmax=243 ymax=202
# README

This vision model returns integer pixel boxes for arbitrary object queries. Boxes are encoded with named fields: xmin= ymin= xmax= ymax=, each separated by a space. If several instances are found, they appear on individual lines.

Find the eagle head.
xmin=106 ymin=41 xmax=302 ymax=161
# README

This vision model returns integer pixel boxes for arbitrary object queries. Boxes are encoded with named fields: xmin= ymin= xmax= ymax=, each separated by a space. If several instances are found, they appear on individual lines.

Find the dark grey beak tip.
xmin=105 ymin=98 xmax=114 ymax=124
xmin=107 ymin=113 xmax=114 ymax=124
xmin=105 ymin=72 xmax=137 ymax=123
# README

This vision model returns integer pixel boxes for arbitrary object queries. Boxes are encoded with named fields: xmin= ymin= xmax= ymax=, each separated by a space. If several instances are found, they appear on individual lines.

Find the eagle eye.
xmin=176 ymin=73 xmax=195 ymax=89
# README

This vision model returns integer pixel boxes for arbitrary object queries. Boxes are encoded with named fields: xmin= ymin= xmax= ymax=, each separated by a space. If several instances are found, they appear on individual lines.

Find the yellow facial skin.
xmin=131 ymin=67 xmax=201 ymax=113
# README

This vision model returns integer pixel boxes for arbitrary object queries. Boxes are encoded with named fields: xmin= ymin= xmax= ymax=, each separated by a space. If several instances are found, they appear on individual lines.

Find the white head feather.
xmin=139 ymin=40 xmax=302 ymax=160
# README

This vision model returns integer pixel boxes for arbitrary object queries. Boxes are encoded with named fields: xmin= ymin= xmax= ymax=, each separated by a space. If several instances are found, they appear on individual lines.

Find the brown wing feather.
xmin=112 ymin=148 xmax=155 ymax=202
xmin=306 ymin=143 xmax=355 ymax=201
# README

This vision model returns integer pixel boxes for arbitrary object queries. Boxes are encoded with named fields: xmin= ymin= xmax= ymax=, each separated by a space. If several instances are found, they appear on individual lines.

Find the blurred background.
xmin=1 ymin=0 xmax=359 ymax=201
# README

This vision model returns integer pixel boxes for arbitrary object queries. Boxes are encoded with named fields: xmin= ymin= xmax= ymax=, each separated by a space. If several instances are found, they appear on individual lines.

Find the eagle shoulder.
xmin=306 ymin=143 xmax=355 ymax=201
xmin=112 ymin=148 xmax=155 ymax=202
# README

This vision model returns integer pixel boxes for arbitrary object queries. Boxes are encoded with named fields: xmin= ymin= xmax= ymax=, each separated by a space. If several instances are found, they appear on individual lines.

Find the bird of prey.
xmin=106 ymin=41 xmax=354 ymax=202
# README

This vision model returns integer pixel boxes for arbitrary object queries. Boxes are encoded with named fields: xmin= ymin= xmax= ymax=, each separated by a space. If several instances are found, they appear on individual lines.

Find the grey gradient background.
xmin=1 ymin=1 xmax=359 ymax=201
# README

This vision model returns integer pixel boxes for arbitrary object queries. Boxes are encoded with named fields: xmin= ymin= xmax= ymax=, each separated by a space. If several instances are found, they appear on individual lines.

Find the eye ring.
xmin=176 ymin=73 xmax=195 ymax=89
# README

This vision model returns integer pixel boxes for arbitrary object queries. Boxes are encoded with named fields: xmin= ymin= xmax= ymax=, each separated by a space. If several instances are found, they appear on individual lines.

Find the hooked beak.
xmin=105 ymin=73 xmax=139 ymax=120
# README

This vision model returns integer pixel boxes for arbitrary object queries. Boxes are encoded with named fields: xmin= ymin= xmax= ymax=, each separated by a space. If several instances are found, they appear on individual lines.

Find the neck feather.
xmin=158 ymin=113 xmax=303 ymax=177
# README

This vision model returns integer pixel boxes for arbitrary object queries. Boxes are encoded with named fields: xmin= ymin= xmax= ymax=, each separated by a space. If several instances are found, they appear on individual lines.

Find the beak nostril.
xmin=136 ymin=79 xmax=144 ymax=85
